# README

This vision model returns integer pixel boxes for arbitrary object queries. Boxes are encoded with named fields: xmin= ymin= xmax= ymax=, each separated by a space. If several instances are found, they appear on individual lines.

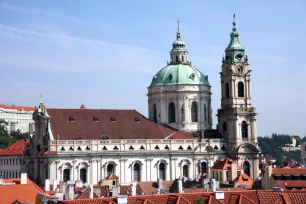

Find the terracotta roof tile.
xmin=276 ymin=180 xmax=306 ymax=188
xmin=0 ymin=139 xmax=30 ymax=156
xmin=137 ymin=181 xmax=173 ymax=195
xmin=46 ymin=109 xmax=192 ymax=140
xmin=231 ymin=174 xmax=254 ymax=189
xmin=288 ymin=192 xmax=306 ymax=204
xmin=105 ymin=174 xmax=119 ymax=180
xmin=0 ymin=104 xmax=35 ymax=112
xmin=211 ymin=158 xmax=243 ymax=170
xmin=272 ymin=168 xmax=306 ymax=175
xmin=0 ymin=178 xmax=46 ymax=204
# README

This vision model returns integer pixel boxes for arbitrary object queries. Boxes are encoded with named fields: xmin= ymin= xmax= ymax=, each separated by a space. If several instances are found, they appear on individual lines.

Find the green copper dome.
xmin=150 ymin=64 xmax=209 ymax=87
xmin=150 ymin=20 xmax=209 ymax=87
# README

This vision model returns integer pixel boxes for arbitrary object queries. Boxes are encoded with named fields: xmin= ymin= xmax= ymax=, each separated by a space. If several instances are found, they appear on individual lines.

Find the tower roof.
xmin=171 ymin=19 xmax=187 ymax=52
xmin=225 ymin=14 xmax=244 ymax=52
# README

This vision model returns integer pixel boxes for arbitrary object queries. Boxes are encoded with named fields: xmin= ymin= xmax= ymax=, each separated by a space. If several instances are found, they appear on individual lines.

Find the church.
xmin=23 ymin=18 xmax=260 ymax=187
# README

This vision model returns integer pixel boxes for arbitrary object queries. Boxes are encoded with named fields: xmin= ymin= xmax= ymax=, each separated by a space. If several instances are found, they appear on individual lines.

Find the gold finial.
xmin=233 ymin=13 xmax=236 ymax=27
xmin=177 ymin=18 xmax=180 ymax=34
xmin=40 ymin=93 xmax=43 ymax=104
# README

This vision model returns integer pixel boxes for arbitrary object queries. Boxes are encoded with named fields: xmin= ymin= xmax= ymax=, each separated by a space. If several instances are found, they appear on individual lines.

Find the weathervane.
xmin=233 ymin=13 xmax=236 ymax=27
xmin=177 ymin=18 xmax=180 ymax=34
xmin=40 ymin=93 xmax=43 ymax=104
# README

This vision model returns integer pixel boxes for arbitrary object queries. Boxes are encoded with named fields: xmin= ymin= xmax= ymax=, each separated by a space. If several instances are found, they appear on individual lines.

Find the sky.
xmin=0 ymin=0 xmax=305 ymax=137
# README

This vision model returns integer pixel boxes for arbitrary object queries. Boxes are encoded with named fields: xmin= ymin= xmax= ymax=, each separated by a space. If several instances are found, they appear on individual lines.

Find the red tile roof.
xmin=105 ymin=174 xmax=118 ymax=180
xmin=276 ymin=181 xmax=306 ymax=188
xmin=231 ymin=174 xmax=254 ymax=189
xmin=0 ymin=139 xmax=30 ymax=156
xmin=0 ymin=104 xmax=35 ymax=112
xmin=44 ymin=151 xmax=57 ymax=155
xmin=272 ymin=168 xmax=306 ymax=175
xmin=211 ymin=158 xmax=243 ymax=170
xmin=57 ymin=190 xmax=306 ymax=204
xmin=46 ymin=108 xmax=193 ymax=140
xmin=136 ymin=181 xmax=173 ymax=194
xmin=0 ymin=178 xmax=46 ymax=204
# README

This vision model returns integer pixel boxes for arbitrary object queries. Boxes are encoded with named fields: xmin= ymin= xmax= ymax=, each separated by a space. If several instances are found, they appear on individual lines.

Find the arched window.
xmin=238 ymin=82 xmax=244 ymax=97
xmin=243 ymin=161 xmax=250 ymax=176
xmin=176 ymin=55 xmax=179 ymax=62
xmin=241 ymin=121 xmax=248 ymax=139
xmin=133 ymin=163 xmax=141 ymax=181
xmin=159 ymin=163 xmax=166 ymax=180
xmin=223 ymin=121 xmax=227 ymax=132
xmin=168 ymin=103 xmax=176 ymax=123
xmin=201 ymin=162 xmax=207 ymax=174
xmin=107 ymin=164 xmax=114 ymax=175
xmin=183 ymin=165 xmax=189 ymax=177
xmin=153 ymin=104 xmax=157 ymax=123
xmin=182 ymin=55 xmax=184 ymax=62
xmin=191 ymin=101 xmax=198 ymax=122
xmin=63 ymin=169 xmax=70 ymax=182
xmin=204 ymin=104 xmax=207 ymax=121
xmin=225 ymin=82 xmax=230 ymax=98
xmin=80 ymin=168 xmax=87 ymax=183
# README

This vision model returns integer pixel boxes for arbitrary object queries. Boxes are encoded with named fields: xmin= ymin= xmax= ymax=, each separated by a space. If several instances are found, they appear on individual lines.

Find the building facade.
xmin=24 ymin=18 xmax=260 ymax=187
xmin=0 ymin=104 xmax=35 ymax=133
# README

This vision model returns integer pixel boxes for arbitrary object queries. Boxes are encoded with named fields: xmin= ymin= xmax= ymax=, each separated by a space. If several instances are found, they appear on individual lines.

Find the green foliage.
xmin=258 ymin=133 xmax=302 ymax=166
xmin=194 ymin=197 xmax=204 ymax=204
xmin=0 ymin=120 xmax=29 ymax=149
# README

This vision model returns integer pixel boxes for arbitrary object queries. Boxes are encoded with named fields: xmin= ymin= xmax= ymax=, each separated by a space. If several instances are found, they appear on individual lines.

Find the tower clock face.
xmin=236 ymin=64 xmax=244 ymax=74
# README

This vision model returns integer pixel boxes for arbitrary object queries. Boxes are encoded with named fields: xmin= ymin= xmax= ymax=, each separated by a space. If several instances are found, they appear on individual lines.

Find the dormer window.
xmin=190 ymin=73 xmax=195 ymax=80
xmin=110 ymin=116 xmax=116 ymax=122
xmin=93 ymin=116 xmax=99 ymax=122
xmin=101 ymin=135 xmax=109 ymax=140
xmin=69 ymin=116 xmax=75 ymax=122
xmin=135 ymin=117 xmax=140 ymax=123
xmin=169 ymin=74 xmax=173 ymax=81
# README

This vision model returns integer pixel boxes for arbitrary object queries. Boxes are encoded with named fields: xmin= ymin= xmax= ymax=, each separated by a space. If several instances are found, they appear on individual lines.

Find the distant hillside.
xmin=258 ymin=133 xmax=305 ymax=165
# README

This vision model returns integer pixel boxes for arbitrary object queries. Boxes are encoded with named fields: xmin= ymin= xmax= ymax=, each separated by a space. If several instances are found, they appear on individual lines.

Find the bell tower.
xmin=217 ymin=15 xmax=259 ymax=178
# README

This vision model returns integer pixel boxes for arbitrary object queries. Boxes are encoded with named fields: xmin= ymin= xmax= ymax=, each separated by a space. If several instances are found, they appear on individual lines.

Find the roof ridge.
xmin=240 ymin=194 xmax=257 ymax=204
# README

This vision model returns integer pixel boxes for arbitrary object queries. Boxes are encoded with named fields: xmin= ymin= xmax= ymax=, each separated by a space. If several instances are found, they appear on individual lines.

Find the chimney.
xmin=210 ymin=179 xmax=217 ymax=192
xmin=130 ymin=181 xmax=136 ymax=196
xmin=53 ymin=179 xmax=57 ymax=191
xmin=112 ymin=186 xmax=120 ymax=197
xmin=67 ymin=183 xmax=74 ymax=200
xmin=157 ymin=178 xmax=163 ymax=190
xmin=117 ymin=195 xmax=128 ymax=204
xmin=230 ymin=162 xmax=237 ymax=181
xmin=20 ymin=173 xmax=27 ymax=184
xmin=45 ymin=179 xmax=50 ymax=191
xmin=177 ymin=179 xmax=183 ymax=193
xmin=89 ymin=184 xmax=93 ymax=199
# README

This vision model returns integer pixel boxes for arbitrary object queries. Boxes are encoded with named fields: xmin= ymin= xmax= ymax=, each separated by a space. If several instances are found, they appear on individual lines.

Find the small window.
xmin=179 ymin=146 xmax=183 ymax=150
xmin=103 ymin=146 xmax=108 ymax=150
xmin=190 ymin=73 xmax=195 ymax=80
xmin=155 ymin=145 xmax=160 ymax=150
xmin=221 ymin=145 xmax=226 ymax=151
xmin=69 ymin=146 xmax=74 ymax=151
xmin=129 ymin=146 xmax=134 ymax=150
xmin=140 ymin=145 xmax=145 ymax=150
xmin=93 ymin=116 xmax=99 ymax=122
xmin=169 ymin=74 xmax=173 ymax=81
xmin=101 ymin=135 xmax=109 ymax=140
xmin=214 ymin=145 xmax=218 ymax=150
xmin=69 ymin=116 xmax=75 ymax=122
xmin=165 ymin=145 xmax=170 ymax=150
xmin=61 ymin=146 xmax=65 ymax=151
xmin=113 ymin=146 xmax=119 ymax=150
xmin=110 ymin=116 xmax=116 ymax=122
xmin=135 ymin=117 xmax=140 ymax=123
xmin=113 ymin=181 xmax=116 ymax=185
xmin=77 ymin=146 xmax=82 ymax=151
xmin=187 ymin=145 xmax=192 ymax=150
xmin=86 ymin=146 xmax=90 ymax=150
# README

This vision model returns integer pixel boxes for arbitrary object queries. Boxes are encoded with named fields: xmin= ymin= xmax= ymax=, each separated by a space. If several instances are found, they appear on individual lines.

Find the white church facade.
xmin=23 ymin=18 xmax=260 ymax=187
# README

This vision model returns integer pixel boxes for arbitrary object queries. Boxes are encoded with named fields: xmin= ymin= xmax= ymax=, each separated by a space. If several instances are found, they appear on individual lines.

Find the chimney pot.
xmin=20 ymin=173 xmax=27 ymax=184
xmin=45 ymin=179 xmax=50 ymax=191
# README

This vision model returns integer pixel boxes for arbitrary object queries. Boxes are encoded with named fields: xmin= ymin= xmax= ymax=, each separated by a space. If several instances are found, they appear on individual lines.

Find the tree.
xmin=0 ymin=120 xmax=9 ymax=137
